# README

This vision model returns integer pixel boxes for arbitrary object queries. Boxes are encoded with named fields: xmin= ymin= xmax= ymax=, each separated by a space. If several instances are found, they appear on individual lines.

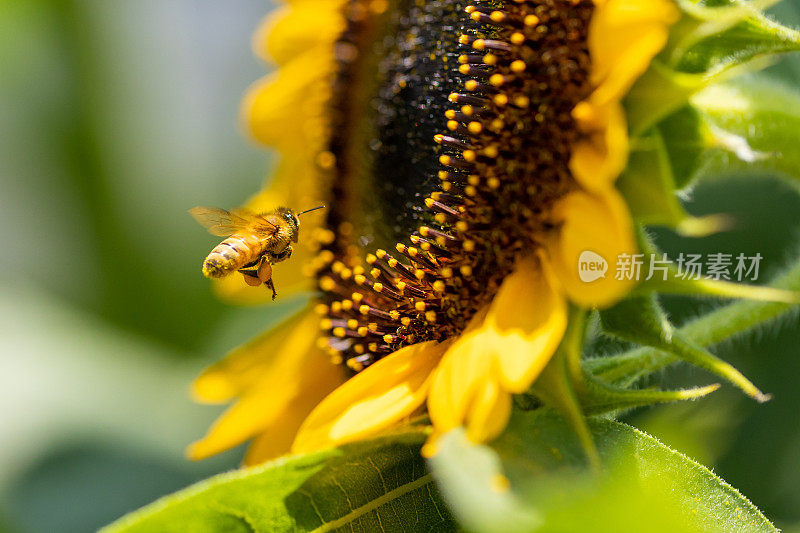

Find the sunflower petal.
xmin=291 ymin=340 xmax=449 ymax=454
xmin=187 ymin=310 xmax=345 ymax=461
xmin=570 ymin=101 xmax=628 ymax=191
xmin=588 ymin=0 xmax=680 ymax=107
xmin=253 ymin=2 xmax=345 ymax=66
xmin=464 ymin=379 xmax=512 ymax=444
xmin=549 ymin=189 xmax=637 ymax=308
xmin=487 ymin=257 xmax=568 ymax=393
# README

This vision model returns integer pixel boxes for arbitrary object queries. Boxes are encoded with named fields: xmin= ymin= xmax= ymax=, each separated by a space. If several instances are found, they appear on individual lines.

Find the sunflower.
xmin=187 ymin=0 xmax=778 ymax=465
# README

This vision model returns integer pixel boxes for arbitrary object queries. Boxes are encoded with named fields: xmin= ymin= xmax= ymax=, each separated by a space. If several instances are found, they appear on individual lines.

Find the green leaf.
xmin=102 ymin=433 xmax=456 ymax=533
xmin=430 ymin=411 xmax=777 ymax=533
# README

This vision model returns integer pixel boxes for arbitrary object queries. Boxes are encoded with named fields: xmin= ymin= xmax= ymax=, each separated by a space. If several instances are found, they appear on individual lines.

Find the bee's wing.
xmin=231 ymin=208 xmax=279 ymax=238
xmin=189 ymin=207 xmax=255 ymax=237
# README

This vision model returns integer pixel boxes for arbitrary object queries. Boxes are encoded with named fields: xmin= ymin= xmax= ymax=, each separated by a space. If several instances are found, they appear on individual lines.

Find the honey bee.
xmin=189 ymin=205 xmax=324 ymax=299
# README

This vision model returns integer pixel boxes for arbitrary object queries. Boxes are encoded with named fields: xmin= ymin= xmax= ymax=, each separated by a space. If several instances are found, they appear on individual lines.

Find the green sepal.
xmin=669 ymin=0 xmax=800 ymax=76
xmin=599 ymin=293 xmax=769 ymax=401
xmin=578 ymin=375 xmax=720 ymax=416
xmin=691 ymin=78 xmax=800 ymax=185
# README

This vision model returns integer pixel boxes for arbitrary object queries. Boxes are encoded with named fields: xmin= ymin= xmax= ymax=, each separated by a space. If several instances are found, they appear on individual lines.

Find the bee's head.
xmin=276 ymin=207 xmax=300 ymax=242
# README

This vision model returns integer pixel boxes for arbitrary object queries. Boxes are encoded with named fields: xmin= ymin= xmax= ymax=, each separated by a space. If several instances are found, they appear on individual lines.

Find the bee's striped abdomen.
xmin=202 ymin=233 xmax=266 ymax=278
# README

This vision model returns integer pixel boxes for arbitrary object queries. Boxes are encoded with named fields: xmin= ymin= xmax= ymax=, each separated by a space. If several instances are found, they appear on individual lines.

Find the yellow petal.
xmin=192 ymin=308 xmax=315 ymax=403
xmin=570 ymin=100 xmax=628 ymax=192
xmin=253 ymin=3 xmax=345 ymax=66
xmin=464 ymin=378 xmax=512 ymax=444
xmin=241 ymin=48 xmax=333 ymax=147
xmin=485 ymin=257 xmax=568 ymax=393
xmin=549 ymin=189 xmax=637 ymax=308
xmin=187 ymin=310 xmax=345 ymax=460
xmin=291 ymin=340 xmax=449 ymax=454
xmin=588 ymin=0 xmax=680 ymax=106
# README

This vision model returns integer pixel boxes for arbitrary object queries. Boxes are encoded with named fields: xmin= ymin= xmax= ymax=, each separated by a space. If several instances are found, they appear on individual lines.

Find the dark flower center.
xmin=314 ymin=0 xmax=593 ymax=371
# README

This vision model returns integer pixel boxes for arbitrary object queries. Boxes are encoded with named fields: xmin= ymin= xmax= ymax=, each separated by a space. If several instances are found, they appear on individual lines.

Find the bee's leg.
xmin=257 ymin=258 xmax=277 ymax=300
xmin=270 ymin=245 xmax=293 ymax=263
xmin=265 ymin=279 xmax=277 ymax=300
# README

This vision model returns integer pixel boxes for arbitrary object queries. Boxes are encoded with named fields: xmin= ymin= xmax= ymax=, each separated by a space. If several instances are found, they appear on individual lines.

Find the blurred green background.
xmin=0 ymin=1 xmax=799 ymax=532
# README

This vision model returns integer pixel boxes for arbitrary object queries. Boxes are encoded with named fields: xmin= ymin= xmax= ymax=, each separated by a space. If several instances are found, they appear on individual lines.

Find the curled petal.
xmin=588 ymin=0 xmax=680 ymax=107
xmin=291 ymin=340 xmax=450 ymax=454
xmin=464 ymin=379 xmax=512 ymax=444
xmin=570 ymin=101 xmax=628 ymax=192
xmin=549 ymin=189 xmax=637 ymax=308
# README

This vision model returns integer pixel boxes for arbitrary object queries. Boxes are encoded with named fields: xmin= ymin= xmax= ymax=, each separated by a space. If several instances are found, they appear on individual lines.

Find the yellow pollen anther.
xmin=425 ymin=310 xmax=438 ymax=323
xmin=514 ymin=96 xmax=530 ymax=108
xmin=415 ymin=301 xmax=427 ymax=311
xmin=458 ymin=34 xmax=470 ymax=45
xmin=470 ymin=11 xmax=482 ymax=22
xmin=331 ymin=261 xmax=345 ymax=273
xmin=447 ymin=120 xmax=459 ymax=131
xmin=396 ymin=243 xmax=407 ymax=253
xmin=510 ymin=60 xmax=526 ymax=73
xmin=463 ymin=150 xmax=476 ymax=162
xmin=420 ymin=226 xmax=430 ymax=236
xmin=445 ymin=109 xmax=456 ymax=119
xmin=347 ymin=359 xmax=364 ymax=372
xmin=434 ymin=134 xmax=444 ymax=143
xmin=441 ymin=267 xmax=453 ymax=278
xmin=370 ymin=267 xmax=381 ymax=279
xmin=461 ymin=105 xmax=473 ymax=115
xmin=524 ymin=14 xmax=540 ymax=26
xmin=465 ymin=5 xmax=476 ymax=13
xmin=511 ymin=32 xmax=525 ymax=45
xmin=347 ymin=319 xmax=359 ymax=329
xmin=464 ymin=79 xmax=478 ymax=90
xmin=493 ymin=94 xmax=508 ymax=106
xmin=330 ymin=301 xmax=342 ymax=313
xmin=316 ymin=150 xmax=336 ymax=169
xmin=316 ymin=337 xmax=330 ymax=350
xmin=448 ymin=93 xmax=459 ymax=102
xmin=483 ymin=53 xmax=497 ymax=65
xmin=354 ymin=274 xmax=366 ymax=285
xmin=374 ymin=282 xmax=384 ymax=292
xmin=383 ymin=334 xmax=395 ymax=343
xmin=488 ymin=177 xmax=501 ymax=189
xmin=460 ymin=265 xmax=473 ymax=276
xmin=333 ymin=327 xmax=346 ymax=338
xmin=489 ymin=74 xmax=505 ymax=87
xmin=342 ymin=299 xmax=353 ymax=310
xmin=490 ymin=10 xmax=505 ymax=22
xmin=467 ymin=121 xmax=482 ymax=134
xmin=366 ymin=253 xmax=378 ymax=264
xmin=320 ymin=318 xmax=333 ymax=330
xmin=455 ymin=221 xmax=469 ymax=232
xmin=433 ymin=280 xmax=446 ymax=293
xmin=352 ymin=292 xmax=364 ymax=303
xmin=439 ymin=155 xmax=452 ymax=165
xmin=353 ymin=344 xmax=364 ymax=354
xmin=359 ymin=304 xmax=370 ymax=315
xmin=463 ymin=240 xmax=476 ymax=252
xmin=319 ymin=277 xmax=336 ymax=291
xmin=472 ymin=39 xmax=485 ymax=50
xmin=438 ymin=170 xmax=449 ymax=180
xmin=415 ymin=269 xmax=426 ymax=280
xmin=357 ymin=326 xmax=369 ymax=337
xmin=435 ymin=213 xmax=447 ymax=224
xmin=389 ymin=310 xmax=401 ymax=320
xmin=465 ymin=185 xmax=477 ymax=196
xmin=395 ymin=281 xmax=407 ymax=292
xmin=314 ymin=303 xmax=329 ymax=315
xmin=484 ymin=145 xmax=499 ymax=158
xmin=458 ymin=54 xmax=469 ymax=64
xmin=318 ymin=249 xmax=335 ymax=263
xmin=401 ymin=317 xmax=412 ymax=326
